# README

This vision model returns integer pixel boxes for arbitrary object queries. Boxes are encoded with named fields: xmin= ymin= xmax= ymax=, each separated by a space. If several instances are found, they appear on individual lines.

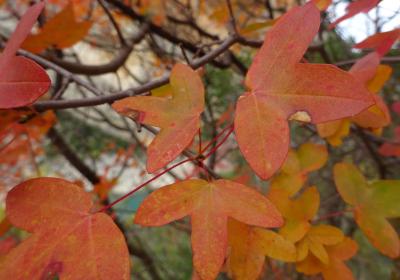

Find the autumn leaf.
xmin=317 ymin=52 xmax=391 ymax=145
xmin=0 ymin=178 xmax=130 ymax=279
xmin=296 ymin=237 xmax=358 ymax=280
xmin=328 ymin=0 xmax=379 ymax=29
xmin=268 ymin=186 xmax=320 ymax=243
xmin=311 ymin=0 xmax=332 ymax=11
xmin=351 ymin=56 xmax=392 ymax=129
xmin=0 ymin=237 xmax=17 ymax=257
xmin=94 ymin=178 xmax=118 ymax=200
xmin=0 ymin=217 xmax=12 ymax=237
xmin=25 ymin=111 xmax=57 ymax=138
xmin=334 ymin=162 xmax=400 ymax=257
xmin=378 ymin=126 xmax=400 ymax=157
xmin=317 ymin=119 xmax=351 ymax=146
xmin=22 ymin=3 xmax=92 ymax=53
xmin=296 ymin=142 xmax=328 ymax=173
xmin=392 ymin=101 xmax=400 ymax=116
xmin=0 ymin=2 xmax=51 ymax=109
xmin=47 ymin=0 xmax=93 ymax=18
xmin=269 ymin=143 xmax=328 ymax=196
xmin=0 ymin=110 xmax=21 ymax=131
xmin=0 ymin=111 xmax=56 ymax=168
xmin=296 ymin=224 xmax=344 ymax=264
xmin=354 ymin=28 xmax=400 ymax=56
xmin=113 ymin=63 xmax=204 ymax=173
xmin=134 ymin=0 xmax=166 ymax=26
xmin=234 ymin=3 xmax=374 ymax=179
xmin=134 ymin=179 xmax=283 ymax=280
xmin=151 ymin=84 xmax=173 ymax=97
xmin=239 ymin=19 xmax=277 ymax=36
xmin=227 ymin=219 xmax=296 ymax=280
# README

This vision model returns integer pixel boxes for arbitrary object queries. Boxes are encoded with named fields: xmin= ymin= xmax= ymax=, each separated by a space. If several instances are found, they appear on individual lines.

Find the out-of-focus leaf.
xmin=296 ymin=224 xmax=344 ymax=264
xmin=296 ymin=237 xmax=358 ymax=280
xmin=22 ymin=3 xmax=92 ymax=53
xmin=329 ymin=0 xmax=379 ymax=29
xmin=318 ymin=52 xmax=391 ymax=145
xmin=334 ymin=163 xmax=400 ymax=257
xmin=354 ymin=29 xmax=400 ymax=56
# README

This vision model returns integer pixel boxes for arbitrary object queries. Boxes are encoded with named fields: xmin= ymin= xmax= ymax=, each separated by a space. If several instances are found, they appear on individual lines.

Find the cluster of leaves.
xmin=0 ymin=0 xmax=400 ymax=279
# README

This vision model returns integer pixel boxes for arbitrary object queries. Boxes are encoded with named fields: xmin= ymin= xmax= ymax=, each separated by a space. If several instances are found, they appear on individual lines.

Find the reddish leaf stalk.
xmin=200 ymin=124 xmax=234 ymax=154
xmin=99 ymin=124 xmax=234 ymax=212
xmin=203 ymin=125 xmax=234 ymax=159
xmin=26 ymin=131 xmax=41 ymax=177
xmin=198 ymin=128 xmax=202 ymax=154
xmin=313 ymin=209 xmax=353 ymax=223
xmin=98 ymin=158 xmax=193 ymax=213
xmin=0 ymin=135 xmax=18 ymax=154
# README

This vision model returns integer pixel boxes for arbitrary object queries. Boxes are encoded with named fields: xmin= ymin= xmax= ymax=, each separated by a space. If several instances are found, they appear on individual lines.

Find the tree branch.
xmin=31 ymin=35 xmax=239 ymax=111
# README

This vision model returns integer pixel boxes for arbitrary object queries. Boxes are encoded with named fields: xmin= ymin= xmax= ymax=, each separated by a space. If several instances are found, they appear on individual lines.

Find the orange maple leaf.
xmin=0 ymin=178 xmax=130 ymax=279
xmin=113 ymin=63 xmax=205 ymax=173
xmin=234 ymin=3 xmax=374 ymax=180
xmin=22 ymin=3 xmax=92 ymax=53
xmin=318 ymin=52 xmax=392 ymax=146
xmin=134 ymin=179 xmax=283 ymax=280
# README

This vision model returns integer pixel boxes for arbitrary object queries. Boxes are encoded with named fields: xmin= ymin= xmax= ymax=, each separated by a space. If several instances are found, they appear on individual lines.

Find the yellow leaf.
xmin=297 ymin=142 xmax=328 ymax=173
xmin=296 ymin=225 xmax=343 ymax=264
xmin=269 ymin=142 xmax=327 ymax=197
xmin=151 ymin=84 xmax=173 ymax=98
xmin=367 ymin=65 xmax=392 ymax=93
xmin=296 ymin=237 xmax=358 ymax=280
xmin=317 ymin=119 xmax=351 ymax=146
xmin=239 ymin=19 xmax=278 ymax=35
xmin=227 ymin=219 xmax=296 ymax=280
xmin=334 ymin=163 xmax=400 ymax=257
xmin=312 ymin=0 xmax=333 ymax=11
xmin=268 ymin=187 xmax=320 ymax=243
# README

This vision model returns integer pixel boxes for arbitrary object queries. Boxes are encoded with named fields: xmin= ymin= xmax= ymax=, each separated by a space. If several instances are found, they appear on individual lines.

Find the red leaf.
xmin=354 ymin=29 xmax=400 ymax=56
xmin=0 ymin=237 xmax=17 ymax=256
xmin=329 ymin=0 xmax=379 ymax=29
xmin=379 ymin=127 xmax=400 ymax=157
xmin=392 ymin=101 xmax=400 ymax=116
xmin=0 ymin=2 xmax=51 ymax=108
xmin=234 ymin=3 xmax=374 ymax=179
xmin=0 ymin=2 xmax=44 ymax=63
